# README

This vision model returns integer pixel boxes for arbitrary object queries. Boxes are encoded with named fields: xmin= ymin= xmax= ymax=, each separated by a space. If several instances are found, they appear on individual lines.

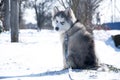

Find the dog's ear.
xmin=53 ymin=6 xmax=59 ymax=15
xmin=65 ymin=7 xmax=71 ymax=16
xmin=65 ymin=7 xmax=76 ymax=21
xmin=65 ymin=7 xmax=74 ymax=17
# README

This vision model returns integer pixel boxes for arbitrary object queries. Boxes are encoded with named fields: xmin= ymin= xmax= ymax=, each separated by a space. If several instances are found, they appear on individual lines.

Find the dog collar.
xmin=65 ymin=19 xmax=80 ymax=37
xmin=70 ymin=19 xmax=79 ymax=28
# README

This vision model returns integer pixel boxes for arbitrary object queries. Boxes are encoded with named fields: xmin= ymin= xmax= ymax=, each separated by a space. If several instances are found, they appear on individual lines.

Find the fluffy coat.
xmin=52 ymin=7 xmax=98 ymax=69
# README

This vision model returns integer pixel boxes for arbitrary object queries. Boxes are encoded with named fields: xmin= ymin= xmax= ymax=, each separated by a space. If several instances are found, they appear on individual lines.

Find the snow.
xmin=94 ymin=30 xmax=120 ymax=68
xmin=0 ymin=29 xmax=120 ymax=80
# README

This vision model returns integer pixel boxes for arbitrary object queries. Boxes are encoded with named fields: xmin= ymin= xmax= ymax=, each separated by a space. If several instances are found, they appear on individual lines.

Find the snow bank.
xmin=0 ymin=29 xmax=120 ymax=80
xmin=94 ymin=30 xmax=120 ymax=68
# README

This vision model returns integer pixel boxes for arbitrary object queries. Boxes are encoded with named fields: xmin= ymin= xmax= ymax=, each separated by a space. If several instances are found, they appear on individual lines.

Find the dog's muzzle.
xmin=55 ymin=27 xmax=59 ymax=31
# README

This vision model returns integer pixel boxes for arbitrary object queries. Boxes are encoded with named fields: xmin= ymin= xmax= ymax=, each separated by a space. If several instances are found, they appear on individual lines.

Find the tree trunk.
xmin=3 ymin=0 xmax=10 ymax=31
xmin=10 ymin=0 xmax=19 ymax=42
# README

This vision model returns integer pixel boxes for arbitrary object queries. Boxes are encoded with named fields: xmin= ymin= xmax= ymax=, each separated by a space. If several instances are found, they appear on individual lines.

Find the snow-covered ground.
xmin=0 ymin=29 xmax=120 ymax=80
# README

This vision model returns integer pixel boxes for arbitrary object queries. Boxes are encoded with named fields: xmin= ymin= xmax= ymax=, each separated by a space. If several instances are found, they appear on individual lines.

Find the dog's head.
xmin=52 ymin=7 xmax=76 ymax=32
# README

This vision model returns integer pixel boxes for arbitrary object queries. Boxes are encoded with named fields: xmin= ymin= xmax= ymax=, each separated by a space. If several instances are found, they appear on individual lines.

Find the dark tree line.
xmin=0 ymin=0 xmax=54 ymax=42
xmin=0 ymin=0 xmax=29 ymax=42
xmin=29 ymin=0 xmax=53 ymax=30
xmin=0 ymin=0 xmax=103 ymax=42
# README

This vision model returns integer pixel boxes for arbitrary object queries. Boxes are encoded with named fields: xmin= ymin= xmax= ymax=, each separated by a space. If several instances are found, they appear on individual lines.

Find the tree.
xmin=3 ymin=0 xmax=10 ymax=31
xmin=10 ymin=0 xmax=19 ymax=42
xmin=33 ymin=0 xmax=53 ymax=30
xmin=2 ymin=0 xmax=28 ymax=30
xmin=0 ymin=0 xmax=4 ymax=19
xmin=58 ymin=0 xmax=103 ymax=26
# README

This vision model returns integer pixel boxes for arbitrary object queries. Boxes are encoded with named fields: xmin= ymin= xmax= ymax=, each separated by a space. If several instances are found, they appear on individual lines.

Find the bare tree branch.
xmin=58 ymin=0 xmax=67 ymax=9
xmin=58 ymin=0 xmax=103 ymax=26
xmin=33 ymin=0 xmax=53 ymax=30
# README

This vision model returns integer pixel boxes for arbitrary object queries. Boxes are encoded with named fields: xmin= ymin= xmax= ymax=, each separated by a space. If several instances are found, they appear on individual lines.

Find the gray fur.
xmin=52 ymin=7 xmax=98 ymax=69
xmin=63 ymin=22 xmax=98 ymax=69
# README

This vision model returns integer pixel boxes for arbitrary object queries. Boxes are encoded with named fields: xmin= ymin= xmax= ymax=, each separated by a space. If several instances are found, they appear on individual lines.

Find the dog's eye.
xmin=56 ymin=20 xmax=58 ymax=23
xmin=61 ymin=22 xmax=65 ymax=25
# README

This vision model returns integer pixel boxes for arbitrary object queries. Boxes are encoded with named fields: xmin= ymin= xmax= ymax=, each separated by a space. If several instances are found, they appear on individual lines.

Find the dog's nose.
xmin=55 ymin=27 xmax=59 ymax=31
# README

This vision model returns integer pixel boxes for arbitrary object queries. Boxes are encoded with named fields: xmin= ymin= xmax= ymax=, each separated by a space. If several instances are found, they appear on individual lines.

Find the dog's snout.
xmin=55 ymin=27 xmax=59 ymax=31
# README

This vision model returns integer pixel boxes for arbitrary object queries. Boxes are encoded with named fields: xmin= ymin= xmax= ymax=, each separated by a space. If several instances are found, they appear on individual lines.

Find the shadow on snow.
xmin=0 ymin=69 xmax=81 ymax=79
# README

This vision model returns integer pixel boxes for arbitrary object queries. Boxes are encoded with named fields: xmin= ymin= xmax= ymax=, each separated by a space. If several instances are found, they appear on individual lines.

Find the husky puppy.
xmin=52 ymin=7 xmax=98 ymax=69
